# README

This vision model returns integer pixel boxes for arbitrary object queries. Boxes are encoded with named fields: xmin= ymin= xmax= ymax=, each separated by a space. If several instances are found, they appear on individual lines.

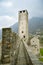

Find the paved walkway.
xmin=16 ymin=42 xmax=27 ymax=65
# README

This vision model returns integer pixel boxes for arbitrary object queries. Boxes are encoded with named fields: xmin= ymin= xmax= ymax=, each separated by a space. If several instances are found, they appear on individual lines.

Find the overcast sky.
xmin=0 ymin=0 xmax=43 ymax=29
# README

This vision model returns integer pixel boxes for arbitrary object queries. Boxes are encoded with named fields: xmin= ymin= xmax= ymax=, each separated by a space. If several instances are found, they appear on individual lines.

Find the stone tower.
xmin=18 ymin=10 xmax=28 ymax=43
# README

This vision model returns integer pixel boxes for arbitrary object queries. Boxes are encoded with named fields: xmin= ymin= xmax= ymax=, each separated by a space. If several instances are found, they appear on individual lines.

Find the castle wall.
xmin=1 ymin=28 xmax=12 ymax=63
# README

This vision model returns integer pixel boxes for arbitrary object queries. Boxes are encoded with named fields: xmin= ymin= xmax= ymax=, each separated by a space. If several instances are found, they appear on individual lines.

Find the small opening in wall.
xmin=23 ymin=10 xmax=25 ymax=13
xmin=22 ymin=31 xmax=24 ymax=33
xmin=33 ymin=41 xmax=34 ymax=42
xmin=23 ymin=35 xmax=25 ymax=38
xmin=20 ymin=11 xmax=22 ymax=13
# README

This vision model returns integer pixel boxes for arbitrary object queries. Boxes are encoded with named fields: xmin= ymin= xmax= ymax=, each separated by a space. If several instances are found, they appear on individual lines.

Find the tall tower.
xmin=18 ymin=10 xmax=28 ymax=43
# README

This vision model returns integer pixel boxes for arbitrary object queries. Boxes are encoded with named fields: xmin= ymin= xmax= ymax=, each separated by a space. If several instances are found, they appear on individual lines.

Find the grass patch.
xmin=40 ymin=37 xmax=43 ymax=44
xmin=39 ymin=48 xmax=43 ymax=62
xmin=40 ymin=48 xmax=43 ymax=56
xmin=39 ymin=58 xmax=43 ymax=62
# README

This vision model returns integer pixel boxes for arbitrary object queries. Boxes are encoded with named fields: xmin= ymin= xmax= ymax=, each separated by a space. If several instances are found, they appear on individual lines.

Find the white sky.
xmin=0 ymin=0 xmax=43 ymax=29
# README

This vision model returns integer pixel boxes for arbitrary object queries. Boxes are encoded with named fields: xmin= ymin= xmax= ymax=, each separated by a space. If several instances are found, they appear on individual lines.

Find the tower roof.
xmin=19 ymin=10 xmax=28 ymax=14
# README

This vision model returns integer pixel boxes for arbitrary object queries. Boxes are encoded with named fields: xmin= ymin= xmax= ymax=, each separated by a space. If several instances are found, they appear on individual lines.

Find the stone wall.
xmin=1 ymin=28 xmax=12 ymax=63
